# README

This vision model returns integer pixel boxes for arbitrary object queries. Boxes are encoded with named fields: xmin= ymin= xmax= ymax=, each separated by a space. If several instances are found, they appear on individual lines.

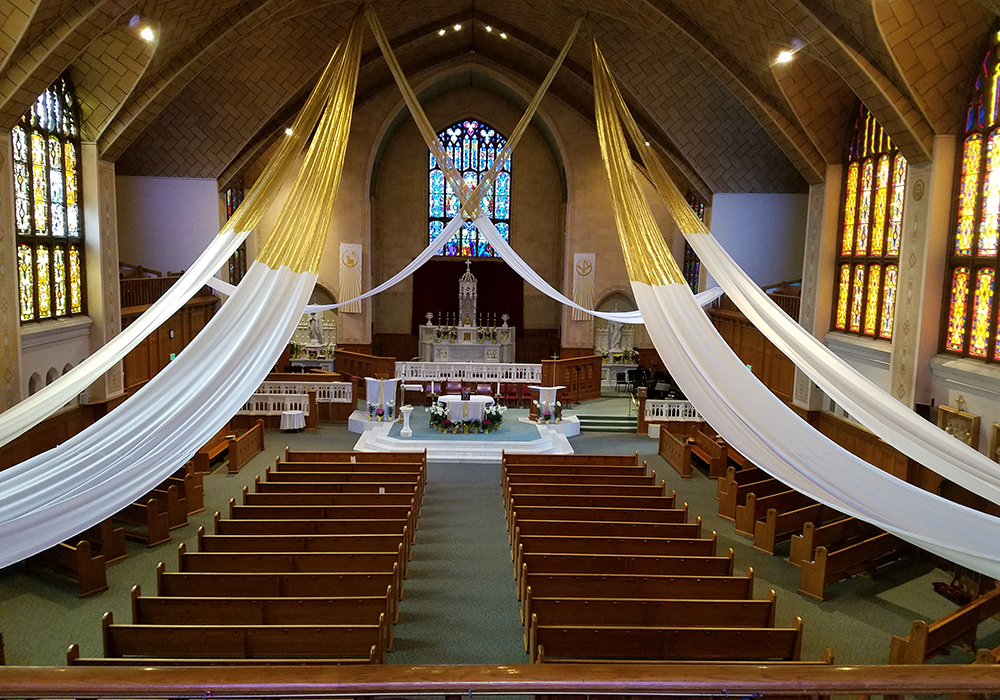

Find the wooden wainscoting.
xmin=517 ymin=329 xmax=560 ymax=363
xmin=373 ymin=333 xmax=419 ymax=362
xmin=708 ymin=305 xmax=795 ymax=404
xmin=123 ymin=298 xmax=217 ymax=391
xmin=541 ymin=355 xmax=603 ymax=403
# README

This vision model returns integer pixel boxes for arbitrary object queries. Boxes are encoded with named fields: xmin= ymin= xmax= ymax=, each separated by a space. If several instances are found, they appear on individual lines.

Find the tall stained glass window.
xmin=832 ymin=104 xmax=907 ymax=339
xmin=428 ymin=119 xmax=510 ymax=257
xmin=225 ymin=182 xmax=247 ymax=284
xmin=683 ymin=192 xmax=705 ymax=293
xmin=943 ymin=37 xmax=1000 ymax=362
xmin=13 ymin=75 xmax=84 ymax=322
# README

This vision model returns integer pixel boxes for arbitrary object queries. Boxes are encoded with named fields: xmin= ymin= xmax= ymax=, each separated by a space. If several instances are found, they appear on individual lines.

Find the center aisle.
xmin=389 ymin=460 xmax=528 ymax=663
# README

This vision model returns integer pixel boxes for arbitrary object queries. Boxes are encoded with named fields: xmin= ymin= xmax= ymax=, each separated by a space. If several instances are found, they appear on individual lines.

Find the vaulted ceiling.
xmin=0 ymin=0 xmax=993 ymax=196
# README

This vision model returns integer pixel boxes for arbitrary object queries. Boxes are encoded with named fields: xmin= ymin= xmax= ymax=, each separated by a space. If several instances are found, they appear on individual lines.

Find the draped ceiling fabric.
xmin=599 ymin=44 xmax=1000 ymax=508
xmin=0 ymin=15 xmax=361 ymax=450
xmin=0 ymin=13 xmax=365 ymax=568
xmin=591 ymin=40 xmax=1000 ymax=578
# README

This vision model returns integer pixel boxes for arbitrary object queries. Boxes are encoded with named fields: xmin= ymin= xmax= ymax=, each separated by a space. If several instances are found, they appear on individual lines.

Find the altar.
xmin=438 ymin=394 xmax=495 ymax=423
xmin=418 ymin=261 xmax=516 ymax=363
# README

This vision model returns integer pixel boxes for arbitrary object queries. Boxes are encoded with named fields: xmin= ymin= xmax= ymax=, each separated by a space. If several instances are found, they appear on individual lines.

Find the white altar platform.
xmin=347 ymin=410 xmax=580 ymax=462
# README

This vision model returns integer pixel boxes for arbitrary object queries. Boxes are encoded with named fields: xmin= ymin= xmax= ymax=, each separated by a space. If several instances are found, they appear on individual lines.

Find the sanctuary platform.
xmin=348 ymin=409 xmax=580 ymax=462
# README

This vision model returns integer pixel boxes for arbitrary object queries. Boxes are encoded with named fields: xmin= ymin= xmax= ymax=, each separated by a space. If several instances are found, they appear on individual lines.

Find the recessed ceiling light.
xmin=499 ymin=32 xmax=508 ymax=39
xmin=438 ymin=28 xmax=446 ymax=36
xmin=485 ymin=25 xmax=492 ymax=32
xmin=776 ymin=50 xmax=793 ymax=64
xmin=139 ymin=26 xmax=154 ymax=42
xmin=644 ymin=141 xmax=650 ymax=146
xmin=454 ymin=23 xmax=462 ymax=31
xmin=285 ymin=127 xmax=293 ymax=136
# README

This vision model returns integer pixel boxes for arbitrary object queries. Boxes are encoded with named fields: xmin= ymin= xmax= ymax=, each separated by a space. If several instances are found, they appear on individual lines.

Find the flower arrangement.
xmin=367 ymin=400 xmax=395 ymax=421
xmin=533 ymin=399 xmax=562 ymax=424
xmin=477 ymin=327 xmax=498 ymax=343
xmin=435 ymin=327 xmax=459 ymax=343
xmin=427 ymin=401 xmax=506 ymax=433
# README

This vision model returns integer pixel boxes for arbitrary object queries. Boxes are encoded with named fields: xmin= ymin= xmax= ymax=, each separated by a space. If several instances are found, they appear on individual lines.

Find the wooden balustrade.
xmin=0 ymin=662 xmax=998 ymax=697
xmin=541 ymin=355 xmax=602 ymax=404
xmin=334 ymin=350 xmax=397 ymax=400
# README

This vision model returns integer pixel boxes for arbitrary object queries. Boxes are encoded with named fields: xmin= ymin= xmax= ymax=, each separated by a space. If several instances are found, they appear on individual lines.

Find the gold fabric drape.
xmin=367 ymin=5 xmax=580 ymax=220
xmin=257 ymin=11 xmax=364 ymax=273
xmin=592 ymin=40 xmax=685 ymax=286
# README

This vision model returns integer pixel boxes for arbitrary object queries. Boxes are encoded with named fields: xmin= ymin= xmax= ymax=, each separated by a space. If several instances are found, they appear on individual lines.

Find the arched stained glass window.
xmin=14 ymin=75 xmax=84 ymax=323
xmin=943 ymin=37 xmax=1000 ymax=362
xmin=428 ymin=119 xmax=510 ymax=257
xmin=832 ymin=104 xmax=906 ymax=339
xmin=225 ymin=182 xmax=247 ymax=284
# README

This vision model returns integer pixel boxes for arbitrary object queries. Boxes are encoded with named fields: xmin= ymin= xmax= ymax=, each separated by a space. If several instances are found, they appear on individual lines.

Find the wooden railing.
xmin=541 ymin=354 xmax=603 ymax=403
xmin=334 ymin=349 xmax=397 ymax=400
xmin=0 ymin=663 xmax=998 ymax=698
xmin=119 ymin=276 xmax=215 ymax=312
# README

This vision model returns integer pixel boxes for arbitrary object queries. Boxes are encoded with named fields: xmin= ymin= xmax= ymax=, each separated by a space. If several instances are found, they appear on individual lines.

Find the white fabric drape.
xmin=0 ymin=231 xmax=247 ymax=448
xmin=686 ymin=232 xmax=1000 ymax=506
xmin=635 ymin=282 xmax=1000 ymax=578
xmin=0 ymin=262 xmax=315 ymax=568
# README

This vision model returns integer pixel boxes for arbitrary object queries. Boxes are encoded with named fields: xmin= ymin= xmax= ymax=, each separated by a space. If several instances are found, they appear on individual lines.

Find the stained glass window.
xmin=428 ymin=119 xmax=510 ymax=257
xmin=833 ymin=104 xmax=906 ymax=339
xmin=225 ymin=182 xmax=247 ymax=284
xmin=944 ymin=38 xmax=1000 ymax=362
xmin=683 ymin=192 xmax=705 ymax=292
xmin=13 ymin=75 xmax=84 ymax=322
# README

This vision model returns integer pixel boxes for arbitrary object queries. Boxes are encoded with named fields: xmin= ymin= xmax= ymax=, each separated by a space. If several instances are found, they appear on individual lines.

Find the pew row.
xmin=753 ymin=503 xmax=842 ymax=555
xmin=889 ymin=587 xmax=1000 ymax=664
xmin=659 ymin=430 xmax=693 ymax=478
xmin=798 ymin=533 xmax=909 ymax=601
xmin=285 ymin=449 xmax=427 ymax=464
xmin=788 ymin=517 xmax=875 ymax=568
xmin=229 ymin=419 xmax=265 ymax=474
xmin=734 ymin=489 xmax=814 ymax=538
xmin=717 ymin=467 xmax=771 ymax=520
xmin=502 ymin=451 xmax=639 ymax=467
xmin=27 ymin=540 xmax=108 ymax=596
xmin=114 ymin=498 xmax=170 ymax=547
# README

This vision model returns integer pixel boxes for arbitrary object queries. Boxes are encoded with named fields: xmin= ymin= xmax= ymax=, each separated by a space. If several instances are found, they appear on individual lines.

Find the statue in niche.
xmin=308 ymin=312 xmax=323 ymax=344
xmin=608 ymin=320 xmax=623 ymax=352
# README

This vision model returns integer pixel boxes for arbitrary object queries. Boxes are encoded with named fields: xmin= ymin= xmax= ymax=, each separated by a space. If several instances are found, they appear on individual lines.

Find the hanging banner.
xmin=571 ymin=253 xmax=596 ymax=321
xmin=339 ymin=243 xmax=362 ymax=313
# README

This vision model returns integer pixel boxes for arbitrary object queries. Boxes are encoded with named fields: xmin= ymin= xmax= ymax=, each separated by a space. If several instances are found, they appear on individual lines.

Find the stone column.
xmin=888 ymin=136 xmax=955 ymax=408
xmin=81 ymin=144 xmax=124 ymax=401
xmin=792 ymin=169 xmax=841 ymax=411
xmin=0 ymin=132 xmax=21 ymax=411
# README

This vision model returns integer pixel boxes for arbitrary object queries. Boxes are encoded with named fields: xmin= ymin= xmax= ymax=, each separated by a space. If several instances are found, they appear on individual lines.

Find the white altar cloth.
xmin=438 ymin=394 xmax=495 ymax=423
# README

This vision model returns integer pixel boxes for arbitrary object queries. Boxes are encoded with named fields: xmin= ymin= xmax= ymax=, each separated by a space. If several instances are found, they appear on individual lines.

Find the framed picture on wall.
xmin=990 ymin=422 xmax=1000 ymax=464
xmin=936 ymin=404 xmax=980 ymax=448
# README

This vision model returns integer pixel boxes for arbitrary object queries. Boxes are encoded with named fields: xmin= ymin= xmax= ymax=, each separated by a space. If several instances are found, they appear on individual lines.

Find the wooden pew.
xmin=798 ymin=532 xmax=909 ymax=601
xmin=166 ymin=469 xmax=204 ymax=515
xmin=515 ymin=533 xmax=717 ymax=578
xmin=214 ymin=512 xmax=408 ymax=538
xmin=659 ymin=430 xmax=692 ymax=478
xmin=504 ymin=482 xmax=669 ymax=518
xmin=196 ymin=527 xmax=411 ymax=567
xmin=231 ymin=503 xmax=415 ymax=525
xmin=505 ymin=472 xmax=657 ymax=488
xmin=27 ymin=540 xmax=107 ymax=596
xmin=510 ymin=504 xmax=689 ymax=526
xmin=507 ymin=493 xmax=676 ymax=531
xmin=82 ymin=519 xmax=127 ymax=564
xmin=753 ymin=503 xmax=842 ymax=555
xmin=788 ymin=516 xmax=874 ymax=568
xmin=244 ymin=486 xmax=416 ymax=506
xmin=273 ymin=459 xmax=427 ymax=490
xmin=115 ymin=498 xmax=170 ymax=547
xmin=228 ymin=419 xmax=265 ymax=473
xmin=502 ymin=451 xmax=638 ymax=466
xmin=131 ymin=583 xmax=395 ymax=651
xmin=734 ymin=489 xmax=814 ymax=538
xmin=285 ymin=449 xmax=426 ymax=464
xmin=716 ymin=464 xmax=763 ymax=499
xmin=156 ymin=563 xmax=399 ymax=600
xmin=717 ymin=467 xmax=771 ymax=519
xmin=520 ymin=567 xmax=757 ymax=624
xmin=510 ymin=514 xmax=702 ymax=543
xmin=73 ymin=610 xmax=385 ymax=664
xmin=148 ymin=484 xmax=188 ymax=530
xmin=517 ymin=550 xmax=735 ymax=601
xmin=530 ymin=613 xmax=807 ymax=663
xmin=502 ymin=463 xmax=648 ymax=479
xmin=193 ymin=424 xmax=235 ymax=474
xmin=889 ymin=587 xmax=1000 ymax=664
xmin=689 ymin=427 xmax=728 ymax=478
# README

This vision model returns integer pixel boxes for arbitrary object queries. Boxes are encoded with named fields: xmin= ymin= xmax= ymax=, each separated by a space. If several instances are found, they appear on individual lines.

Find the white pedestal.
xmin=400 ymin=405 xmax=414 ymax=438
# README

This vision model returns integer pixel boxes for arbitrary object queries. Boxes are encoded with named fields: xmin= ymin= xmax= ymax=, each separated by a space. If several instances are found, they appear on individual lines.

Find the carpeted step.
xmin=576 ymin=414 xmax=637 ymax=433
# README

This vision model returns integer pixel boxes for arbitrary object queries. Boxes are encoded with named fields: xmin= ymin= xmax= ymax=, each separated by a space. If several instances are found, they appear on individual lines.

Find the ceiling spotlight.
xmin=454 ymin=23 xmax=462 ymax=31
xmin=139 ymin=26 xmax=154 ymax=42
xmin=438 ymin=28 xmax=446 ymax=36
xmin=776 ymin=50 xmax=793 ymax=64
xmin=485 ymin=25 xmax=492 ymax=32
xmin=285 ymin=127 xmax=294 ymax=136
xmin=499 ymin=31 xmax=508 ymax=39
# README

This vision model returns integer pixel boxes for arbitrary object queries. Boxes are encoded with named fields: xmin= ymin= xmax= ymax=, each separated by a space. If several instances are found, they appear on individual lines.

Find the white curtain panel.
xmin=339 ymin=243 xmax=363 ymax=313
xmin=685 ymin=232 xmax=1000 ymax=507
xmin=571 ymin=253 xmax=596 ymax=321
xmin=0 ymin=229 xmax=249 ymax=448
xmin=0 ymin=261 xmax=315 ymax=567
xmin=635 ymin=281 xmax=1000 ymax=578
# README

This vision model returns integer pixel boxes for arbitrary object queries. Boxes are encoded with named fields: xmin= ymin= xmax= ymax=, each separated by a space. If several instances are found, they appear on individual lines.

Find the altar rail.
xmin=234 ymin=380 xmax=356 ymax=428
xmin=254 ymin=381 xmax=353 ymax=403
xmin=2 ymin=662 xmax=998 ymax=699
xmin=395 ymin=361 xmax=543 ymax=384
xmin=637 ymin=394 xmax=704 ymax=435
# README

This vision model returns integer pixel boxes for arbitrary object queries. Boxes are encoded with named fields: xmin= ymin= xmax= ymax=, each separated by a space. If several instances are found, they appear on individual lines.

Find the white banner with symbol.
xmin=571 ymin=253 xmax=595 ymax=321
xmin=339 ymin=243 xmax=362 ymax=313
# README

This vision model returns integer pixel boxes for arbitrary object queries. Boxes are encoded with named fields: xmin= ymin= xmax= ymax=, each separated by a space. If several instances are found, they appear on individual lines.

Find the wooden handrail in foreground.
xmin=1 ymin=663 xmax=999 ymax=698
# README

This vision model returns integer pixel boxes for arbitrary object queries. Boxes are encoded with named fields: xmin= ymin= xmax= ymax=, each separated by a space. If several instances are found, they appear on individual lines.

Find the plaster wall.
xmin=115 ymin=176 xmax=221 ymax=274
